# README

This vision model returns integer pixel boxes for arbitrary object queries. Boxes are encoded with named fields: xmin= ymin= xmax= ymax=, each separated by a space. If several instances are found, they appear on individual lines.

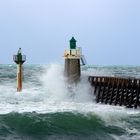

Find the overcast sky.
xmin=0 ymin=0 xmax=140 ymax=65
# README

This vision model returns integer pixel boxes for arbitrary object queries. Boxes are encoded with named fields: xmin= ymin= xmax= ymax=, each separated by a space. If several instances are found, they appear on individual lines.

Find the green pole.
xmin=17 ymin=48 xmax=22 ymax=63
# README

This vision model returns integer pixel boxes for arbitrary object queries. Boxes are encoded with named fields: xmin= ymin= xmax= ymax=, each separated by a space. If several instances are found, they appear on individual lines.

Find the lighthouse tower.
xmin=13 ymin=48 xmax=26 ymax=92
xmin=64 ymin=37 xmax=86 ymax=83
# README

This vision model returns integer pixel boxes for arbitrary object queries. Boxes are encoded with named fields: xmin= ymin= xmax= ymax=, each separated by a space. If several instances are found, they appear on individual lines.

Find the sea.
xmin=0 ymin=64 xmax=140 ymax=140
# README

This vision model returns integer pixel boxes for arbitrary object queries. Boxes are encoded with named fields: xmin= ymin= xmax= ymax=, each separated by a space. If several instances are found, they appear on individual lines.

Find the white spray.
xmin=41 ymin=63 xmax=93 ymax=102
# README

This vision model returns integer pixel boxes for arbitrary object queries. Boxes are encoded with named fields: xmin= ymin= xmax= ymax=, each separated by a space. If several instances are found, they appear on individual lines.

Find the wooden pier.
xmin=88 ymin=76 xmax=140 ymax=108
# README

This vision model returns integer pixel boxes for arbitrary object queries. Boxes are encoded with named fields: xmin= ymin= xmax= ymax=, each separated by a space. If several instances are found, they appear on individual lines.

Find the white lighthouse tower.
xmin=64 ymin=37 xmax=86 ymax=83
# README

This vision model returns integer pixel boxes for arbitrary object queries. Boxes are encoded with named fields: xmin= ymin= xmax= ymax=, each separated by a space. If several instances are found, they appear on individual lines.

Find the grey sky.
xmin=0 ymin=0 xmax=140 ymax=65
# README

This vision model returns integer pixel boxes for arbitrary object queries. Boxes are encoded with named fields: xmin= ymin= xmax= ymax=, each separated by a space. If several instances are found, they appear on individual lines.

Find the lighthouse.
xmin=13 ymin=48 xmax=26 ymax=92
xmin=64 ymin=37 xmax=86 ymax=83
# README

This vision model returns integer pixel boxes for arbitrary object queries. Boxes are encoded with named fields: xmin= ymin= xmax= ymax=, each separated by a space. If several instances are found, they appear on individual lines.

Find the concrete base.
xmin=64 ymin=59 xmax=81 ymax=83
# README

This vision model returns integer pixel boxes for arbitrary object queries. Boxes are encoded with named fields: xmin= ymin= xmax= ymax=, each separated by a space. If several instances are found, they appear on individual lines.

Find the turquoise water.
xmin=0 ymin=64 xmax=140 ymax=140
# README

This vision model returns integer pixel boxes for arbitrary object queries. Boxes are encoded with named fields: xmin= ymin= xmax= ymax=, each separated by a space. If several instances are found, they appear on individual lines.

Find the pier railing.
xmin=88 ymin=76 xmax=140 ymax=108
xmin=13 ymin=55 xmax=26 ymax=64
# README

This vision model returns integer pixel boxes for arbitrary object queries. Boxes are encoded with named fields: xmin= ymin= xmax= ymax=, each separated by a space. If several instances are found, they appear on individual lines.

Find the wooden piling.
xmin=88 ymin=76 xmax=140 ymax=108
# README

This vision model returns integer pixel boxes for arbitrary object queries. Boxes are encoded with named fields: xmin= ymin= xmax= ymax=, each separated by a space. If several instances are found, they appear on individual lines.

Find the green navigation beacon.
xmin=70 ymin=37 xmax=76 ymax=49
xmin=14 ymin=48 xmax=26 ymax=64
